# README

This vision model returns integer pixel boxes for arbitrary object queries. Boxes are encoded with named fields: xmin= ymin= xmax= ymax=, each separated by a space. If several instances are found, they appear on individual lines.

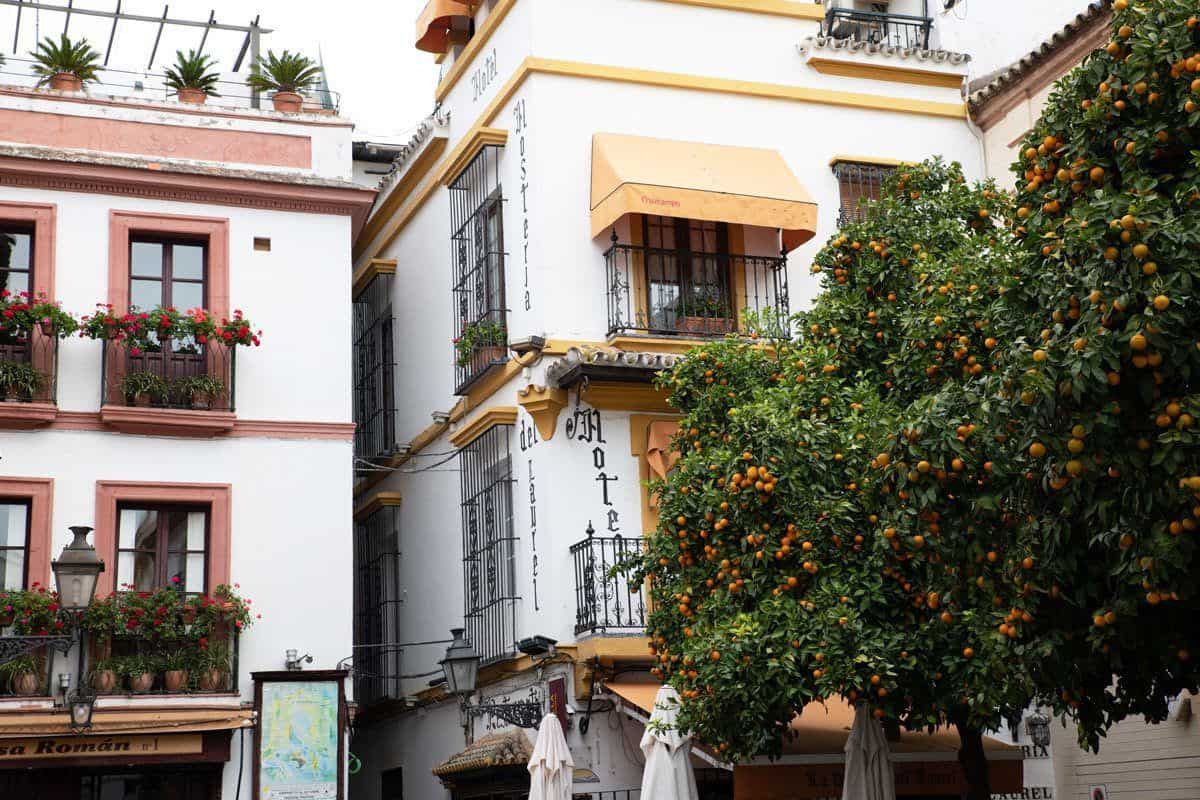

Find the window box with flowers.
xmin=83 ymin=304 xmax=262 ymax=436
xmin=453 ymin=318 xmax=507 ymax=380
xmin=81 ymin=583 xmax=256 ymax=695
xmin=0 ymin=291 xmax=77 ymax=428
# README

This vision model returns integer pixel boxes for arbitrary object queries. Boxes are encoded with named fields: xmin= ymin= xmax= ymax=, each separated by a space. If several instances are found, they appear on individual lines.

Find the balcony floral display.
xmin=0 ymin=360 xmax=44 ymax=402
xmin=81 ymin=305 xmax=261 ymax=422
xmin=0 ymin=584 xmax=70 ymax=635
xmin=454 ymin=319 xmax=507 ymax=368
xmin=674 ymin=292 xmax=733 ymax=336
xmin=80 ymin=583 xmax=257 ymax=694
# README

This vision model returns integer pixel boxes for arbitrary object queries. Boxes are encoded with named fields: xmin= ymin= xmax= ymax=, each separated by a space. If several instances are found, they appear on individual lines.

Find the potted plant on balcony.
xmin=0 ymin=361 xmax=43 ymax=402
xmin=161 ymin=650 xmax=192 ymax=693
xmin=118 ymin=654 xmax=157 ymax=693
xmin=30 ymin=34 xmax=102 ymax=92
xmin=196 ymin=642 xmax=232 ymax=692
xmin=674 ymin=292 xmax=733 ymax=336
xmin=0 ymin=654 xmax=41 ymax=696
xmin=174 ymin=374 xmax=225 ymax=411
xmin=119 ymin=370 xmax=168 ymax=407
xmin=90 ymin=658 xmax=120 ymax=694
xmin=245 ymin=50 xmax=322 ymax=113
xmin=454 ymin=319 xmax=507 ymax=369
xmin=29 ymin=295 xmax=78 ymax=338
xmin=163 ymin=49 xmax=222 ymax=105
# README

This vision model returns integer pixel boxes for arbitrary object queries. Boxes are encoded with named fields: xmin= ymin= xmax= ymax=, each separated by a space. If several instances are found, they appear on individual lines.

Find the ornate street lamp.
xmin=440 ymin=628 xmax=542 ymax=730
xmin=50 ymin=526 xmax=105 ymax=612
xmin=439 ymin=628 xmax=479 ymax=698
xmin=1025 ymin=710 xmax=1052 ymax=748
xmin=50 ymin=526 xmax=104 ymax=731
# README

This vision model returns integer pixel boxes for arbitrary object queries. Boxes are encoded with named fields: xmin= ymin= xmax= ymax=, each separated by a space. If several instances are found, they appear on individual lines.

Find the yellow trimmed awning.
xmin=590 ymin=133 xmax=818 ymax=252
xmin=0 ymin=707 xmax=254 ymax=738
xmin=415 ymin=0 xmax=472 ymax=53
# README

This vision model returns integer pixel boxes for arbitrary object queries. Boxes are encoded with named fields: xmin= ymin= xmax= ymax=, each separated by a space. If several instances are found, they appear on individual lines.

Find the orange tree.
xmin=987 ymin=0 xmax=1200 ymax=748
xmin=629 ymin=160 xmax=1023 ymax=798
xmin=629 ymin=3 xmax=1200 ymax=797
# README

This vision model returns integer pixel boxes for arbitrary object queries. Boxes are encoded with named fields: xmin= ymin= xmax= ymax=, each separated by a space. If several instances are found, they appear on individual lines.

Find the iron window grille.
xmin=459 ymin=425 xmax=518 ymax=665
xmin=354 ymin=273 xmax=398 ymax=466
xmin=450 ymin=145 xmax=507 ymax=395
xmin=354 ymin=503 xmax=404 ymax=706
xmin=833 ymin=161 xmax=897 ymax=226
xmin=571 ymin=524 xmax=646 ymax=635
xmin=821 ymin=5 xmax=933 ymax=50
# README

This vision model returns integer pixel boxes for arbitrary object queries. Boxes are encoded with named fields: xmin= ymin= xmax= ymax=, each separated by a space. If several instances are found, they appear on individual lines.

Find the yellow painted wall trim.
xmin=528 ymin=58 xmax=967 ymax=119
xmin=648 ymin=0 xmax=823 ymax=18
xmin=450 ymin=406 xmax=519 ymax=447
xmin=576 ymin=636 xmax=653 ymax=665
xmin=517 ymin=385 xmax=568 ymax=440
xmin=435 ymin=0 xmax=518 ymax=102
xmin=607 ymin=335 xmax=714 ymax=355
xmin=807 ymin=57 xmax=966 ymax=90
xmin=354 ymin=136 xmax=447 ymax=259
xmin=363 ymin=56 xmax=963 ymax=266
xmin=353 ymin=491 xmax=403 ymax=521
xmin=351 ymin=257 xmax=398 ymax=299
xmin=581 ymin=381 xmax=673 ymax=413
xmin=440 ymin=127 xmax=510 ymax=185
xmin=829 ymin=154 xmax=911 ymax=168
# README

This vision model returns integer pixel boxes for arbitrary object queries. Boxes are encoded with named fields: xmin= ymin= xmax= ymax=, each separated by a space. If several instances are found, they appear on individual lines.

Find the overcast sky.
xmin=1 ymin=0 xmax=438 ymax=140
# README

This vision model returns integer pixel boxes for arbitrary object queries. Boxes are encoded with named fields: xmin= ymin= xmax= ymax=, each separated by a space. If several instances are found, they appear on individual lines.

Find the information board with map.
xmin=254 ymin=672 xmax=345 ymax=800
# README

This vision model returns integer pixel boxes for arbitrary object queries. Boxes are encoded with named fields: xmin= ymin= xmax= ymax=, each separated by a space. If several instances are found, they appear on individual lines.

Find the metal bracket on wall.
xmin=0 ymin=635 xmax=72 ymax=667
xmin=467 ymin=700 xmax=543 ymax=729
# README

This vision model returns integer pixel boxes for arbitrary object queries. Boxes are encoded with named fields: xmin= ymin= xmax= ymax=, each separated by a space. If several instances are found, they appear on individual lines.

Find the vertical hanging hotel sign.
xmin=253 ymin=670 xmax=348 ymax=800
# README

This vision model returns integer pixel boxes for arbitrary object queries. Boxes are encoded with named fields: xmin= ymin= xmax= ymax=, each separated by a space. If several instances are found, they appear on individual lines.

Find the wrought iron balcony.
xmin=571 ymin=526 xmax=646 ymax=635
xmin=822 ymin=7 xmax=933 ymax=50
xmin=0 ymin=332 xmax=58 ymax=404
xmin=100 ymin=339 xmax=235 ymax=412
xmin=605 ymin=242 xmax=789 ymax=339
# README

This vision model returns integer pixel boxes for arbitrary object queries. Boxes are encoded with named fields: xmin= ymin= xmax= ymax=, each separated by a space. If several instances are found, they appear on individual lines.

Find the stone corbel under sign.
xmin=517 ymin=385 xmax=568 ymax=440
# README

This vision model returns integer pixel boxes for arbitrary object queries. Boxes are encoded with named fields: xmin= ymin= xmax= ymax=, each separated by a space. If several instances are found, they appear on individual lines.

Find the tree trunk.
xmin=953 ymin=715 xmax=992 ymax=800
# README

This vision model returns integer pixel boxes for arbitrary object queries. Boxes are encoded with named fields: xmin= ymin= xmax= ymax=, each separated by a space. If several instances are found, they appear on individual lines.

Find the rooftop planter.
xmin=164 ymin=49 xmax=222 ymax=105
xmin=246 ymin=49 xmax=322 ymax=113
xmin=83 ymin=304 xmax=261 ymax=436
xmin=0 ymin=291 xmax=76 ymax=428
xmin=30 ymin=34 xmax=102 ymax=92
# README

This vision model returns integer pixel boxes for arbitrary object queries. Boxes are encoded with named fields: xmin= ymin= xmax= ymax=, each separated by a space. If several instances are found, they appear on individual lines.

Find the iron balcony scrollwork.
xmin=0 ymin=635 xmax=72 ymax=667
xmin=467 ymin=699 xmax=543 ymax=729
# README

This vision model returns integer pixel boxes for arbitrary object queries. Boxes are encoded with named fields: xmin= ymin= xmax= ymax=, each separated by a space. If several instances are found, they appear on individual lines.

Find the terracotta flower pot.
xmin=271 ymin=91 xmax=303 ymax=113
xmin=197 ymin=669 xmax=227 ymax=692
xmin=3 ymin=388 xmax=23 ymax=403
xmin=182 ymin=606 xmax=198 ymax=625
xmin=677 ymin=316 xmax=734 ymax=336
xmin=0 ymin=612 xmax=13 ymax=627
xmin=163 ymin=670 xmax=189 ymax=692
xmin=128 ymin=672 xmax=154 ymax=693
xmin=189 ymin=391 xmax=212 ymax=411
xmin=39 ymin=320 xmax=54 ymax=336
xmin=176 ymin=88 xmax=207 ymax=105
xmin=49 ymin=73 xmax=83 ymax=92
xmin=92 ymin=670 xmax=117 ymax=694
xmin=132 ymin=392 xmax=152 ymax=408
xmin=11 ymin=671 xmax=40 ymax=696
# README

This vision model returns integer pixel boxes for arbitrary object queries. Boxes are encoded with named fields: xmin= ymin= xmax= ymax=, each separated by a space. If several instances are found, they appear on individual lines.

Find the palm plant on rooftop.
xmin=245 ymin=50 xmax=322 ymax=113
xmin=164 ymin=49 xmax=222 ymax=104
xmin=30 ymin=34 xmax=101 ymax=92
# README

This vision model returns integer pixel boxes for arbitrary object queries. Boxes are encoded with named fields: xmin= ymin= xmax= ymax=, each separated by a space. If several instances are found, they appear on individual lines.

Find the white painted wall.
xmin=0 ymin=91 xmax=358 ymax=799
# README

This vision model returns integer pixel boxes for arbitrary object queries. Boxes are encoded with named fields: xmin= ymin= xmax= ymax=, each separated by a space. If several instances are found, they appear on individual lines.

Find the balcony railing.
xmin=571 ymin=526 xmax=646 ymax=635
xmin=822 ymin=7 xmax=933 ymax=50
xmin=100 ymin=340 xmax=235 ymax=412
xmin=0 ymin=332 xmax=58 ymax=404
xmin=605 ymin=242 xmax=789 ymax=339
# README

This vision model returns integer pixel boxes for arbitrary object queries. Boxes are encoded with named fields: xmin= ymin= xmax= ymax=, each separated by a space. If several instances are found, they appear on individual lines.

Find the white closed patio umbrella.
xmin=528 ymin=713 xmax=574 ymax=800
xmin=841 ymin=704 xmax=896 ymax=800
xmin=640 ymin=685 xmax=700 ymax=800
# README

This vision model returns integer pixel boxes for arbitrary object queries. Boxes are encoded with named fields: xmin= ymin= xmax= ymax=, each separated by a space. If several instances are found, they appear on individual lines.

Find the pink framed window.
xmin=108 ymin=211 xmax=228 ymax=318
xmin=0 ymin=477 xmax=53 ymax=589
xmin=94 ymin=481 xmax=230 ymax=597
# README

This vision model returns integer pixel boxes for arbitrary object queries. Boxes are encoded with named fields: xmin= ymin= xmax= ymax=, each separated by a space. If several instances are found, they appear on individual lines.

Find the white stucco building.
xmin=344 ymin=2 xmax=1116 ymax=799
xmin=0 ymin=38 xmax=373 ymax=800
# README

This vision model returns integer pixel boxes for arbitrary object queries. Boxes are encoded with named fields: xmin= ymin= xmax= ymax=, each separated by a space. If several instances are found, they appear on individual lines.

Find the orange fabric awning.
xmin=415 ymin=0 xmax=472 ymax=53
xmin=590 ymin=133 xmax=819 ymax=252
xmin=0 ymin=707 xmax=254 ymax=738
